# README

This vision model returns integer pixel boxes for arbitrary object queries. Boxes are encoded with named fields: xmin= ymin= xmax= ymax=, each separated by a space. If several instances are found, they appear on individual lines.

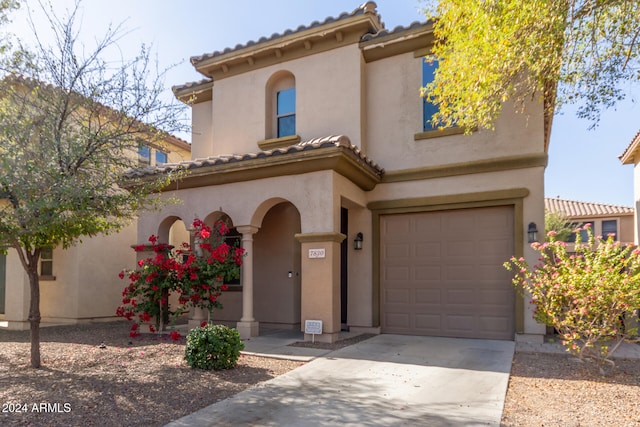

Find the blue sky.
xmin=6 ymin=0 xmax=639 ymax=207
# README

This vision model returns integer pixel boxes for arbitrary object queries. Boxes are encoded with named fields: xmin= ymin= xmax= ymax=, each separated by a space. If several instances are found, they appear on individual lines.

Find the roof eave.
xmin=172 ymin=80 xmax=214 ymax=105
xmin=193 ymin=14 xmax=383 ymax=78
xmin=620 ymin=132 xmax=640 ymax=164
xmin=129 ymin=145 xmax=383 ymax=192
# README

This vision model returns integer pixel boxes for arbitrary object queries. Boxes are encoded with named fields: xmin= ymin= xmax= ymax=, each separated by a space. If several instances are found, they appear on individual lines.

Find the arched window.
xmin=265 ymin=71 xmax=296 ymax=140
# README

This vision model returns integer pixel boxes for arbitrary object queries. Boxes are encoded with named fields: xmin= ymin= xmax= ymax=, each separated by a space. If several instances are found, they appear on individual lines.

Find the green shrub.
xmin=184 ymin=324 xmax=245 ymax=370
xmin=505 ymin=224 xmax=640 ymax=367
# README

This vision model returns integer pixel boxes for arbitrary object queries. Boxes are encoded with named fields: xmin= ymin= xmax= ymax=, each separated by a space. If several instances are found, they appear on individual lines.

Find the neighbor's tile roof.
xmin=190 ymin=2 xmax=382 ymax=67
xmin=7 ymin=74 xmax=191 ymax=151
xmin=125 ymin=135 xmax=384 ymax=179
xmin=545 ymin=197 xmax=633 ymax=218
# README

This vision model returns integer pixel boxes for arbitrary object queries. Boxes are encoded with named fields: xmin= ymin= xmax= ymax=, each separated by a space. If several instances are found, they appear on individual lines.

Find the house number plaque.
xmin=308 ymin=248 xmax=325 ymax=258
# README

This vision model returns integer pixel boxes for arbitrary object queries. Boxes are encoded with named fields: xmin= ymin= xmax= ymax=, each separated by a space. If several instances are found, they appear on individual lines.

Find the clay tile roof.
xmin=6 ymin=74 xmax=191 ymax=152
xmin=124 ymin=134 xmax=384 ymax=179
xmin=545 ymin=197 xmax=633 ymax=218
xmin=360 ymin=20 xmax=430 ymax=42
xmin=619 ymin=129 xmax=640 ymax=164
xmin=172 ymin=78 xmax=213 ymax=95
xmin=189 ymin=2 xmax=382 ymax=66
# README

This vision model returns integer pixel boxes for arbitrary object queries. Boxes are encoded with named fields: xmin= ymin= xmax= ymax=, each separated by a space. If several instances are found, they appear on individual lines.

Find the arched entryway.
xmin=253 ymin=201 xmax=302 ymax=329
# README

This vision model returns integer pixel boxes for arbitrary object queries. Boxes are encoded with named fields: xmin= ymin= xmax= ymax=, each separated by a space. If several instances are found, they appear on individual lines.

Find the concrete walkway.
xmin=166 ymin=334 xmax=515 ymax=427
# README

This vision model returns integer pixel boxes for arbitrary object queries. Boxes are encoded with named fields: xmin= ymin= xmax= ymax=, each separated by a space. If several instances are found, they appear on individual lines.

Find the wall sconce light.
xmin=527 ymin=222 xmax=538 ymax=243
xmin=354 ymin=232 xmax=363 ymax=250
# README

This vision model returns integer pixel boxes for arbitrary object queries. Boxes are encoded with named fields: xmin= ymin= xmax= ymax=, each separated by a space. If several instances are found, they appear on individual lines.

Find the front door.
xmin=340 ymin=207 xmax=348 ymax=330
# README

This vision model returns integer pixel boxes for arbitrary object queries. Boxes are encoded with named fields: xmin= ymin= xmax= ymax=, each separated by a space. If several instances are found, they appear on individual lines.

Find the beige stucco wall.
xmin=2 ymin=249 xmax=30 ymax=329
xmin=191 ymin=101 xmax=213 ymax=159
xmin=365 ymin=52 xmax=545 ymax=171
xmin=204 ymin=44 xmax=364 ymax=156
xmin=39 ymin=222 xmax=137 ymax=323
xmin=621 ymin=215 xmax=634 ymax=243
xmin=139 ymin=171 xmax=337 ymax=239
xmin=2 ymin=222 xmax=137 ymax=329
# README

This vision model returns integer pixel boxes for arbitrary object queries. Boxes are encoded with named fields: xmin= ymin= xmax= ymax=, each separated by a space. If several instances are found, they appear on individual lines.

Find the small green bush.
xmin=184 ymin=324 xmax=245 ymax=370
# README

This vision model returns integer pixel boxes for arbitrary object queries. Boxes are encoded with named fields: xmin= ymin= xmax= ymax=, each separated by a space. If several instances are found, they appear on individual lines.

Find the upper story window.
xmin=277 ymin=88 xmax=296 ymax=138
xmin=138 ymin=144 xmax=151 ymax=166
xmin=265 ymin=71 xmax=296 ymax=141
xmin=156 ymin=150 xmax=168 ymax=165
xmin=422 ymin=58 xmax=439 ymax=131
xmin=602 ymin=219 xmax=617 ymax=240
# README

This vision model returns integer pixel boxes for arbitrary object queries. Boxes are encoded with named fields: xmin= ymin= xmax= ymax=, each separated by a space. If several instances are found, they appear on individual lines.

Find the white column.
xmin=236 ymin=225 xmax=259 ymax=339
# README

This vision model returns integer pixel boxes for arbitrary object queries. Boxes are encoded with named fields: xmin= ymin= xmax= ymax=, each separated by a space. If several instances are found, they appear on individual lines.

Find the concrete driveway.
xmin=166 ymin=334 xmax=515 ymax=427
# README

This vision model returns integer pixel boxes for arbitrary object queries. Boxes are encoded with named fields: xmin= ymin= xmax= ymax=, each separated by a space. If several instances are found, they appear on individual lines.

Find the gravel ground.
xmin=0 ymin=321 xmax=303 ymax=427
xmin=2 ymin=322 xmax=640 ymax=427
xmin=502 ymin=351 xmax=640 ymax=426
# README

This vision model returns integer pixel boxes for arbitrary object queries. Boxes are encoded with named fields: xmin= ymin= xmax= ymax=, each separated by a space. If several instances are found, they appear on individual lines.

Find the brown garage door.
xmin=380 ymin=206 xmax=515 ymax=340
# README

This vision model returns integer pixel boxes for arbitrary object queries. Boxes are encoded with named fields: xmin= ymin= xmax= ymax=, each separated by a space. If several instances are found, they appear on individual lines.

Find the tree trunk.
xmin=27 ymin=265 xmax=41 ymax=368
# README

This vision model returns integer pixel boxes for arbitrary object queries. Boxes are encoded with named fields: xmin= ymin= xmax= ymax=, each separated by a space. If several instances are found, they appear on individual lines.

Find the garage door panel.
xmin=415 ymin=266 xmax=441 ymax=280
xmin=478 ymin=289 xmax=513 ymax=305
xmin=415 ymin=242 xmax=441 ymax=258
xmin=446 ymin=315 xmax=476 ymax=333
xmin=385 ymin=288 xmax=410 ymax=304
xmin=381 ymin=206 xmax=515 ymax=340
xmin=478 ymin=265 xmax=512 ymax=281
xmin=415 ymin=288 xmax=441 ymax=304
xmin=385 ymin=243 xmax=411 ymax=259
xmin=447 ymin=241 xmax=476 ymax=256
xmin=445 ymin=265 xmax=475 ymax=280
xmin=385 ymin=312 xmax=411 ymax=329
xmin=384 ymin=266 xmax=410 ymax=281
xmin=415 ymin=314 xmax=442 ymax=331
xmin=445 ymin=289 xmax=476 ymax=305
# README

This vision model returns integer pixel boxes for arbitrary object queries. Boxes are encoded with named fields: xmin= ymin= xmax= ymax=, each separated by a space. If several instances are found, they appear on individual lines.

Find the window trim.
xmin=39 ymin=247 xmax=56 ymax=281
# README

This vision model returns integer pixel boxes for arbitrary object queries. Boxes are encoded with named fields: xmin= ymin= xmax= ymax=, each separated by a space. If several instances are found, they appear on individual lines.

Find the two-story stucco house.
xmin=0 ymin=74 xmax=191 ymax=329
xmin=545 ymin=197 xmax=634 ymax=244
xmin=131 ymin=2 xmax=551 ymax=342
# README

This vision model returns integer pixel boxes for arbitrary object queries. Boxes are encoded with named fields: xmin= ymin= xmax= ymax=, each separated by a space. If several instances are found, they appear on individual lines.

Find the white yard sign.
xmin=305 ymin=320 xmax=323 ymax=342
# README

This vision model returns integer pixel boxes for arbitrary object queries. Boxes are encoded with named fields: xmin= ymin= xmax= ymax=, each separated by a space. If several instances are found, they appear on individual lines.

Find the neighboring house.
xmin=545 ymin=197 xmax=634 ymax=244
xmin=129 ymin=2 xmax=552 ymax=342
xmin=619 ymin=130 xmax=640 ymax=244
xmin=0 ymin=77 xmax=191 ymax=330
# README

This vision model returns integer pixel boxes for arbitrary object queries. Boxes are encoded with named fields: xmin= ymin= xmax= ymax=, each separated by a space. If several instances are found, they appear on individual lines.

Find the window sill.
xmin=414 ymin=127 xmax=466 ymax=140
xmin=39 ymin=275 xmax=56 ymax=281
xmin=257 ymin=135 xmax=301 ymax=151
xmin=224 ymin=286 xmax=243 ymax=292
